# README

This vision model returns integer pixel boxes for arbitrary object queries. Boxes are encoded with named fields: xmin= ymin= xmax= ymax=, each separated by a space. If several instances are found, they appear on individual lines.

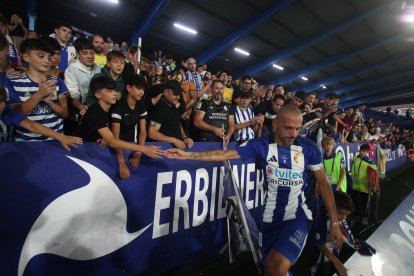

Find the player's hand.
xmin=165 ymin=148 xmax=189 ymax=160
xmin=38 ymin=79 xmax=56 ymax=98
xmin=57 ymin=135 xmax=83 ymax=151
xmin=140 ymin=146 xmax=164 ymax=159
xmin=183 ymin=137 xmax=194 ymax=149
xmin=173 ymin=139 xmax=186 ymax=150
xmin=213 ymin=127 xmax=225 ymax=138
xmin=119 ymin=162 xmax=131 ymax=179
xmin=330 ymin=223 xmax=344 ymax=251
xmin=129 ymin=152 xmax=141 ymax=170
xmin=333 ymin=260 xmax=348 ymax=276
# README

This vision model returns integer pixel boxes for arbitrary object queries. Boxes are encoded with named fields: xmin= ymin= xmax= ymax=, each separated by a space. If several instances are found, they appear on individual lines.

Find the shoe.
xmin=362 ymin=217 xmax=369 ymax=225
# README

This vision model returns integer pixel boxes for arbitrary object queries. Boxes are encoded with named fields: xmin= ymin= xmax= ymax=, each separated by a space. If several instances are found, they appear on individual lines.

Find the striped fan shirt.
xmin=236 ymin=135 xmax=323 ymax=223
xmin=233 ymin=105 xmax=255 ymax=141
xmin=5 ymin=73 xmax=69 ymax=141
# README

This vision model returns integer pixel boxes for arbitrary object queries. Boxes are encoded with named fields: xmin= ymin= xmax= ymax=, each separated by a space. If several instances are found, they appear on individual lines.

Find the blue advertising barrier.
xmin=0 ymin=141 xmax=407 ymax=275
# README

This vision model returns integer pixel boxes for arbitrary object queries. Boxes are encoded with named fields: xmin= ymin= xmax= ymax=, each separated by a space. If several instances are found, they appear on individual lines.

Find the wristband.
xmin=330 ymin=221 xmax=340 ymax=226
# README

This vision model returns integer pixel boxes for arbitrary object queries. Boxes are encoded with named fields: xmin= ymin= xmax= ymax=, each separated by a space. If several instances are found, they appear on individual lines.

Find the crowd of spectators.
xmin=2 ymin=12 xmax=414 ymax=275
xmin=1 ymin=14 xmax=414 ymax=179
xmin=1 ymin=13 xmax=414 ymax=165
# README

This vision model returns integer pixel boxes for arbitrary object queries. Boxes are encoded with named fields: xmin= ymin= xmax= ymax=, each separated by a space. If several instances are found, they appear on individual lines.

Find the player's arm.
xmin=314 ymin=168 xmax=343 ymax=250
xmin=166 ymin=148 xmax=240 ymax=161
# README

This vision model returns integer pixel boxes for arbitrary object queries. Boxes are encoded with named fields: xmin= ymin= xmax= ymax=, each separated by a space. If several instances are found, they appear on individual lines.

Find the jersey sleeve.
xmin=194 ymin=99 xmax=208 ymax=113
xmin=57 ymin=77 xmax=69 ymax=96
xmin=235 ymin=137 xmax=266 ymax=161
xmin=227 ymin=103 xmax=235 ymax=116
xmin=0 ymin=107 xmax=26 ymax=126
xmin=110 ymin=101 xmax=123 ymax=123
xmin=139 ymin=104 xmax=147 ymax=119
xmin=4 ymin=77 xmax=21 ymax=105
xmin=149 ymin=104 xmax=165 ymax=125
xmin=306 ymin=139 xmax=323 ymax=171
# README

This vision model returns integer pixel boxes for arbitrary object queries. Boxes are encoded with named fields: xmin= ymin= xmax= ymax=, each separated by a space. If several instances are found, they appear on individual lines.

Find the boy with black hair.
xmin=76 ymin=76 xmax=163 ymax=159
xmin=64 ymin=38 xmax=101 ymax=118
xmin=233 ymin=91 xmax=264 ymax=142
xmin=5 ymin=38 xmax=70 ymax=141
xmin=111 ymin=74 xmax=148 ymax=179
xmin=54 ymin=21 xmax=76 ymax=71
xmin=310 ymin=191 xmax=355 ymax=276
xmin=0 ymin=86 xmax=82 ymax=149
xmin=351 ymin=143 xmax=377 ymax=225
xmin=85 ymin=50 xmax=125 ymax=105
xmin=39 ymin=36 xmax=64 ymax=79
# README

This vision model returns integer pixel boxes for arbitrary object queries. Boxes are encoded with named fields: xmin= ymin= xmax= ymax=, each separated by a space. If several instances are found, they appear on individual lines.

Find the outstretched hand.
xmin=140 ymin=146 xmax=164 ymax=159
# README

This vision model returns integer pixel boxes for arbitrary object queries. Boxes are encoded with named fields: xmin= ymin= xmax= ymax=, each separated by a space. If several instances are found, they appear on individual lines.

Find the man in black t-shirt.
xmin=254 ymin=94 xmax=285 ymax=136
xmin=148 ymin=80 xmax=193 ymax=149
xmin=193 ymin=80 xmax=234 ymax=144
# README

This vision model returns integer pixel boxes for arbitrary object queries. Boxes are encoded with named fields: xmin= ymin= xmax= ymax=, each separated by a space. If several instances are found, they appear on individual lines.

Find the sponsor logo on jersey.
xmin=266 ymin=166 xmax=304 ymax=186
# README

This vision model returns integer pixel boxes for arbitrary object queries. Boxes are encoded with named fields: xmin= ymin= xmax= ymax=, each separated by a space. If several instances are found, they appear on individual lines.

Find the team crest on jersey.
xmin=294 ymin=152 xmax=302 ymax=164
xmin=24 ymin=91 xmax=31 ymax=98
xmin=223 ymin=106 xmax=227 ymax=111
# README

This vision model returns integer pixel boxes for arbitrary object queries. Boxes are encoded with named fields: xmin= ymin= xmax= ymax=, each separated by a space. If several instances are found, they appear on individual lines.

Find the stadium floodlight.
xmin=301 ymin=76 xmax=308 ymax=81
xmin=272 ymin=64 xmax=284 ymax=70
xmin=107 ymin=0 xmax=119 ymax=4
xmin=174 ymin=23 xmax=197 ymax=35
xmin=234 ymin=47 xmax=250 ymax=56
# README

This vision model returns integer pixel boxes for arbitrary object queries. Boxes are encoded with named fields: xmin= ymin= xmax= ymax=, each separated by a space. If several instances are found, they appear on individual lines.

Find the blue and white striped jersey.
xmin=236 ymin=135 xmax=323 ymax=223
xmin=5 ymin=73 xmax=69 ymax=141
xmin=233 ymin=105 xmax=255 ymax=141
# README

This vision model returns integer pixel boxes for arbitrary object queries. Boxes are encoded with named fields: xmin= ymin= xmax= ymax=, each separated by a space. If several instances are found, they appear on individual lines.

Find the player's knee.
xmin=265 ymin=250 xmax=291 ymax=276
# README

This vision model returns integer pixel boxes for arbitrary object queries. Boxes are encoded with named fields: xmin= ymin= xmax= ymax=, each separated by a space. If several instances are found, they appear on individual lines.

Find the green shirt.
xmin=323 ymin=152 xmax=347 ymax=192
xmin=351 ymin=155 xmax=377 ymax=193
